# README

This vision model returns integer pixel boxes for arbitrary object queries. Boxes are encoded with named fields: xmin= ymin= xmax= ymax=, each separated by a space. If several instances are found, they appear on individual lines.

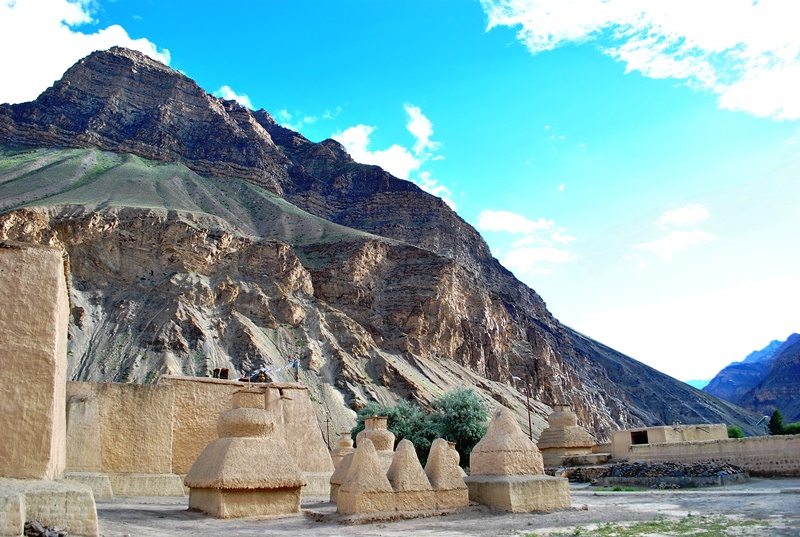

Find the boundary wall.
xmin=65 ymin=377 xmax=334 ymax=496
xmin=626 ymin=435 xmax=800 ymax=476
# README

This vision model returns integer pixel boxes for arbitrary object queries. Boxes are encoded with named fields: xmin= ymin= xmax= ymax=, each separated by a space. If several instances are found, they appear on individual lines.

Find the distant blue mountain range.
xmin=685 ymin=379 xmax=710 ymax=389
xmin=703 ymin=333 xmax=800 ymax=422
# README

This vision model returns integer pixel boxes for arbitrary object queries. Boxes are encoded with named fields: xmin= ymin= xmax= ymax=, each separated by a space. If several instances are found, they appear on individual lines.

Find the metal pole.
xmin=325 ymin=411 xmax=331 ymax=450
xmin=526 ymin=384 xmax=533 ymax=442
xmin=512 ymin=375 xmax=534 ymax=442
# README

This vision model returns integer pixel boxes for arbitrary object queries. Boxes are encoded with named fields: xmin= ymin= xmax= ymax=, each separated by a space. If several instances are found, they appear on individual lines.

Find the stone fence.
xmin=626 ymin=434 xmax=800 ymax=476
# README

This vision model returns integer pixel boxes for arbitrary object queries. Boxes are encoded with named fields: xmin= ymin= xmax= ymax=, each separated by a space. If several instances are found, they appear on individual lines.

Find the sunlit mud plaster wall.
xmin=0 ymin=243 xmax=69 ymax=480
xmin=611 ymin=424 xmax=727 ymax=459
xmin=65 ymin=376 xmax=334 ymax=494
xmin=627 ymin=435 xmax=800 ymax=476
xmin=67 ymin=382 xmax=174 ymax=474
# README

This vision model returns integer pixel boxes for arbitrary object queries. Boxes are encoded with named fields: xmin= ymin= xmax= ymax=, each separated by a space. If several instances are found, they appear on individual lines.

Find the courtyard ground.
xmin=95 ymin=477 xmax=800 ymax=536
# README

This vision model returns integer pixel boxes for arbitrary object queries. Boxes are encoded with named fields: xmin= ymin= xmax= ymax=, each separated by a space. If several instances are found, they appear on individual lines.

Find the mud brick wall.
xmin=627 ymin=435 xmax=800 ymax=476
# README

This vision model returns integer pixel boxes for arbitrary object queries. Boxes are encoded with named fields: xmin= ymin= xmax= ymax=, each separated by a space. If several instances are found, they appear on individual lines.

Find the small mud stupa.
xmin=464 ymin=407 xmax=571 ymax=513
xmin=184 ymin=388 xmax=304 ymax=518
xmin=424 ymin=438 xmax=470 ymax=510
xmin=387 ymin=439 xmax=436 ymax=511
xmin=336 ymin=438 xmax=396 ymax=515
xmin=537 ymin=404 xmax=596 ymax=467
xmin=356 ymin=416 xmax=396 ymax=473
xmin=331 ymin=436 xmax=355 ymax=470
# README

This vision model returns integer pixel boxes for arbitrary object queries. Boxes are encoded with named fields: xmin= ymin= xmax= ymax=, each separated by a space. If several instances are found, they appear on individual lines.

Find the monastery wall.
xmin=0 ymin=243 xmax=69 ymax=480
xmin=67 ymin=382 xmax=174 ymax=474
xmin=160 ymin=376 xmax=246 ymax=475
xmin=64 ymin=376 xmax=334 ymax=494
xmin=627 ymin=434 xmax=800 ymax=476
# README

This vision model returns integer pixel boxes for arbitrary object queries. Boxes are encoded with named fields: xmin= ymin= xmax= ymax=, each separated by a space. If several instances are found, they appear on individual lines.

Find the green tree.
xmin=430 ymin=388 xmax=489 ymax=467
xmin=350 ymin=388 xmax=489 ymax=468
xmin=727 ymin=425 xmax=744 ymax=438
xmin=768 ymin=409 xmax=785 ymax=435
xmin=389 ymin=399 xmax=438 ymax=464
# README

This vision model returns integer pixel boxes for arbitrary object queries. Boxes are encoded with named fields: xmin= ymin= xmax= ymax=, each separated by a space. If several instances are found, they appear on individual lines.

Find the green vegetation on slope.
xmin=0 ymin=146 xmax=372 ymax=247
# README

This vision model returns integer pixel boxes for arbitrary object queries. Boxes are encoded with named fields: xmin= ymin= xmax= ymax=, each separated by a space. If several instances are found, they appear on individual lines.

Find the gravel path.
xmin=96 ymin=477 xmax=800 ymax=536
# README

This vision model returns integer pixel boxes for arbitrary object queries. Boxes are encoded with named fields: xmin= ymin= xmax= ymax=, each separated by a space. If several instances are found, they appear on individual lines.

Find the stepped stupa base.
xmin=464 ymin=474 xmax=570 ymax=513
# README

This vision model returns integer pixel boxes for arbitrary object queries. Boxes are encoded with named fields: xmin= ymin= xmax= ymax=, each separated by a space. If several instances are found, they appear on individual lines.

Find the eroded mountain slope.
xmin=0 ymin=48 xmax=762 ymax=436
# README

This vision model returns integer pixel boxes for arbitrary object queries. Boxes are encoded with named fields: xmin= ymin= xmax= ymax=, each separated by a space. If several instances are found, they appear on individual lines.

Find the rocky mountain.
xmin=741 ymin=339 xmax=783 ymax=364
xmin=702 ymin=361 xmax=772 ymax=404
xmin=704 ymin=334 xmax=800 ymax=422
xmin=0 ymin=47 xmax=761 ymax=437
xmin=745 ymin=336 xmax=800 ymax=422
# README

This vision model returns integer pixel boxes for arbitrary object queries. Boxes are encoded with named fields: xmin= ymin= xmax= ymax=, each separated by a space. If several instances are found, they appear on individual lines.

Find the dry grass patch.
xmin=530 ymin=514 xmax=770 ymax=536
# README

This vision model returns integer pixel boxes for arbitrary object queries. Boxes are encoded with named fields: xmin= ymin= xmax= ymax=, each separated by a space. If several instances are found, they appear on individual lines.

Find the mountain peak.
xmin=0 ymin=48 xmax=763 ymax=437
xmin=0 ymin=47 xmax=289 ymax=193
xmin=740 ymin=339 xmax=784 ymax=364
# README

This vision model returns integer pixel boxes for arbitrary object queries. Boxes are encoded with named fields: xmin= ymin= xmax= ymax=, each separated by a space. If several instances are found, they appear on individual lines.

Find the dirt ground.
xmin=96 ymin=477 xmax=800 ymax=536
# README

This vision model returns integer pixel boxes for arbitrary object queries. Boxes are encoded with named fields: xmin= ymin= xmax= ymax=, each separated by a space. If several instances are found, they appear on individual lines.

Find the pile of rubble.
xmin=24 ymin=521 xmax=67 ymax=537
xmin=600 ymin=461 xmax=746 ymax=479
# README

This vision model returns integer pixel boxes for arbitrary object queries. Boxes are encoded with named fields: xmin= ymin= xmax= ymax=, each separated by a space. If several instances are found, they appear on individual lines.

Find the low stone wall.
xmin=627 ymin=435 xmax=800 ymax=476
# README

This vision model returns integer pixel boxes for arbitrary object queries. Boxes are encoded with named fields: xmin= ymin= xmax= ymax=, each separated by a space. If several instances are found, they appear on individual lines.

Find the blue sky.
xmin=2 ymin=0 xmax=799 ymax=381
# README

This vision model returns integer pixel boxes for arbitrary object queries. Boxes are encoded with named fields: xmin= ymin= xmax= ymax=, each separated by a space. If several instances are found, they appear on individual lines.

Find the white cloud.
xmin=277 ymin=109 xmax=320 ymax=132
xmin=634 ymin=229 xmax=716 ymax=260
xmin=480 ymin=0 xmax=800 ymax=120
xmin=416 ymin=171 xmax=456 ymax=210
xmin=333 ymin=125 xmax=421 ymax=180
xmin=477 ymin=210 xmax=553 ymax=234
xmin=477 ymin=209 xmax=575 ymax=275
xmin=0 ymin=0 xmax=169 ymax=104
xmin=323 ymin=106 xmax=343 ymax=119
xmin=551 ymin=230 xmax=575 ymax=243
xmin=633 ymin=203 xmax=715 ymax=261
xmin=332 ymin=104 xmax=455 ymax=208
xmin=405 ymin=104 xmax=439 ymax=156
xmin=213 ymin=85 xmax=254 ymax=109
xmin=655 ymin=203 xmax=710 ymax=228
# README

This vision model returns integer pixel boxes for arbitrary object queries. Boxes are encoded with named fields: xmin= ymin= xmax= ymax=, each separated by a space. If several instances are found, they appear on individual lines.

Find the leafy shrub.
xmin=429 ymin=388 xmax=489 ymax=466
xmin=727 ymin=425 xmax=744 ymax=438
xmin=783 ymin=422 xmax=800 ymax=435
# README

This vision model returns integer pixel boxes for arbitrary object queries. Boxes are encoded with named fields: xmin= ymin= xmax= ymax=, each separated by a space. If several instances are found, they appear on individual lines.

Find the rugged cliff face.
xmin=703 ymin=334 xmax=800 ymax=422
xmin=703 ymin=335 xmax=800 ymax=422
xmin=0 ymin=48 xmax=761 ymax=437
xmin=745 ymin=336 xmax=800 ymax=422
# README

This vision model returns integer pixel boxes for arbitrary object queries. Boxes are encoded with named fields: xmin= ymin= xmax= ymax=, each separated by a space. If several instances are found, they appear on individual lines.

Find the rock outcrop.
xmin=0 ymin=47 xmax=762 ymax=438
